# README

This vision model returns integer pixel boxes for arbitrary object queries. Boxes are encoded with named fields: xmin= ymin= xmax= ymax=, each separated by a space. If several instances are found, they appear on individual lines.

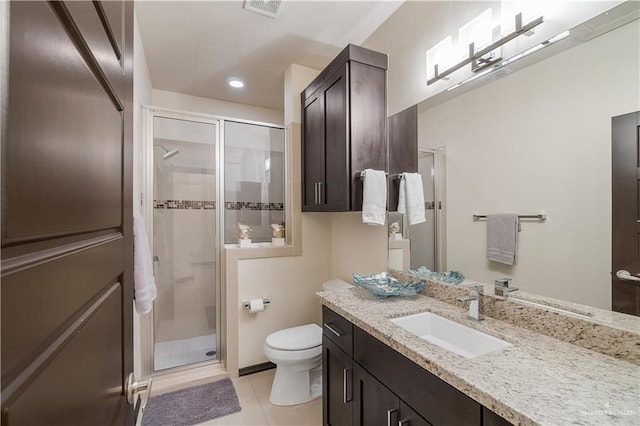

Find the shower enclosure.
xmin=150 ymin=113 xmax=220 ymax=371
xmin=141 ymin=107 xmax=286 ymax=376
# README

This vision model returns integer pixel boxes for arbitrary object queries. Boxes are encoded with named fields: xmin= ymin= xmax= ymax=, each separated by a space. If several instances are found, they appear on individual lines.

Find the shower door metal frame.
xmin=140 ymin=107 xmax=223 ymax=379
xmin=404 ymin=146 xmax=447 ymax=272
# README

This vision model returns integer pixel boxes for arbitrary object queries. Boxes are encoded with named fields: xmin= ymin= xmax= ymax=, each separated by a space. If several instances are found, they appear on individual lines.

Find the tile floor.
xmin=195 ymin=370 xmax=322 ymax=426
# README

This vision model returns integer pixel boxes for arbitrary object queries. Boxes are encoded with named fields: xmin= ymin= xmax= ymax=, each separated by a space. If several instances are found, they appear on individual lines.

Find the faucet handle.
xmin=495 ymin=277 xmax=519 ymax=298
xmin=495 ymin=277 xmax=512 ymax=287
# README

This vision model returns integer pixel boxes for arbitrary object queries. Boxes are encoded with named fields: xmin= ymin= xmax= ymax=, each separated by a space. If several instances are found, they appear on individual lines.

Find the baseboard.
xmin=239 ymin=361 xmax=276 ymax=377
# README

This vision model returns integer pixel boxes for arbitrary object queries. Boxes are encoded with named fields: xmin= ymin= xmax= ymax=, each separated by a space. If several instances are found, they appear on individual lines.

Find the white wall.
xmin=132 ymin=10 xmax=153 ymax=378
xmin=418 ymin=20 xmax=640 ymax=309
xmin=152 ymin=89 xmax=284 ymax=125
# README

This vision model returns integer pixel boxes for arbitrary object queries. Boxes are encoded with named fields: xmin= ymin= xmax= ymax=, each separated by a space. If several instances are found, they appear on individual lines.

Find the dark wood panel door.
xmin=612 ymin=111 xmax=640 ymax=316
xmin=353 ymin=364 xmax=399 ymax=426
xmin=1 ymin=1 xmax=134 ymax=425
xmin=323 ymin=337 xmax=353 ymax=426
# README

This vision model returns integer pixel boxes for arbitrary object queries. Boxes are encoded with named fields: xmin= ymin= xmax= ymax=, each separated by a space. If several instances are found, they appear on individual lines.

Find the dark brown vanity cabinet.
xmin=302 ymin=44 xmax=388 ymax=212
xmin=322 ymin=306 xmax=512 ymax=426
xmin=353 ymin=364 xmax=431 ymax=426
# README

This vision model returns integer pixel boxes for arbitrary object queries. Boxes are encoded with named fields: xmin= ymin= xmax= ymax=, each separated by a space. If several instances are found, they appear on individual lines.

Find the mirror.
xmin=387 ymin=4 xmax=640 ymax=310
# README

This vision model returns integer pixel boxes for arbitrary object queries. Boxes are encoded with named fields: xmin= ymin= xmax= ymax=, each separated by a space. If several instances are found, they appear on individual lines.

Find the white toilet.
xmin=263 ymin=279 xmax=353 ymax=406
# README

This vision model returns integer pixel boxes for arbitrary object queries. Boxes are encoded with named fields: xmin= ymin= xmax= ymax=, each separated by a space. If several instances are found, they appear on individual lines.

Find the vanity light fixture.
xmin=228 ymin=78 xmax=245 ymax=88
xmin=446 ymin=29 xmax=570 ymax=92
xmin=428 ymin=12 xmax=544 ymax=86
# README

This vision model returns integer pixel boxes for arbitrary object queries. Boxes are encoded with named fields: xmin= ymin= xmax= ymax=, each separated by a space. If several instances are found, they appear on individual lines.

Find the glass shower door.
xmin=152 ymin=116 xmax=218 ymax=371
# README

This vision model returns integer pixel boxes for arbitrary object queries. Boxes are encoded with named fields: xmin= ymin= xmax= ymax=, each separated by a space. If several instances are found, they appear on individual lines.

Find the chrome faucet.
xmin=495 ymin=278 xmax=518 ymax=299
xmin=457 ymin=284 xmax=484 ymax=321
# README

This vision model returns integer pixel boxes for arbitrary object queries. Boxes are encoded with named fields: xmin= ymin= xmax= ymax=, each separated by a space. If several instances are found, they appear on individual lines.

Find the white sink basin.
xmin=391 ymin=312 xmax=512 ymax=358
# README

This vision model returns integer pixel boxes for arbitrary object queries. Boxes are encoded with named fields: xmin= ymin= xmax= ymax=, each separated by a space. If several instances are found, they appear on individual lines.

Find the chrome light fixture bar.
xmin=445 ymin=29 xmax=570 ymax=92
xmin=427 ymin=13 xmax=544 ymax=86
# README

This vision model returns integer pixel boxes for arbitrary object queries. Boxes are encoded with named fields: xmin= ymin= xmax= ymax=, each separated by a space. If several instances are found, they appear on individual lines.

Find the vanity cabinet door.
xmin=323 ymin=336 xmax=353 ymax=426
xmin=400 ymin=401 xmax=432 ymax=426
xmin=482 ymin=407 xmax=512 ymax=426
xmin=353 ymin=364 xmax=399 ymax=426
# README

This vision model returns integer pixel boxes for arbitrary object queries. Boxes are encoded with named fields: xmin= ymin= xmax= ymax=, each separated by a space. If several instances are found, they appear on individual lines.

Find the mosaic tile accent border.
xmin=154 ymin=200 xmax=284 ymax=211
xmin=154 ymin=200 xmax=215 ymax=210
xmin=224 ymin=202 xmax=284 ymax=211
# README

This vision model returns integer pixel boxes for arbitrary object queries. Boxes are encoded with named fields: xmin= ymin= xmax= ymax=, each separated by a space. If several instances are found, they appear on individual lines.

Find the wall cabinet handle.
xmin=318 ymin=181 xmax=323 ymax=204
xmin=398 ymin=420 xmax=410 ymax=426
xmin=314 ymin=182 xmax=319 ymax=204
xmin=323 ymin=322 xmax=344 ymax=337
xmin=387 ymin=409 xmax=398 ymax=426
xmin=342 ymin=368 xmax=352 ymax=403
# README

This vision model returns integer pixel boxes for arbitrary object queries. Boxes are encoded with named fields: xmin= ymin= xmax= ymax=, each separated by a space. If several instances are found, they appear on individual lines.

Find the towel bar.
xmin=473 ymin=214 xmax=547 ymax=221
xmin=355 ymin=171 xmax=402 ymax=180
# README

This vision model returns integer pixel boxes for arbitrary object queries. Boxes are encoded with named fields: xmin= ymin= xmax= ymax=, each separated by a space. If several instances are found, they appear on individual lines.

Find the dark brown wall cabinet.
xmin=322 ymin=307 xmax=512 ymax=426
xmin=302 ymin=44 xmax=388 ymax=212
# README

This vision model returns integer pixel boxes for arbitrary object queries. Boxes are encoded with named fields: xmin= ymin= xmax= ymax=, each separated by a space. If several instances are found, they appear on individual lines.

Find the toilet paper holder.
xmin=242 ymin=298 xmax=271 ymax=310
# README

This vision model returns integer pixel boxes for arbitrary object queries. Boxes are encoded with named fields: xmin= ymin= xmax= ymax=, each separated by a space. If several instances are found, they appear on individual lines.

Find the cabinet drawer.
xmin=354 ymin=327 xmax=481 ymax=426
xmin=322 ymin=306 xmax=353 ymax=356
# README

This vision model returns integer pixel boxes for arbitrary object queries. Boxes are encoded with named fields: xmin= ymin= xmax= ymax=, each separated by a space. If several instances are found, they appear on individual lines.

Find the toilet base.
xmin=269 ymin=362 xmax=322 ymax=406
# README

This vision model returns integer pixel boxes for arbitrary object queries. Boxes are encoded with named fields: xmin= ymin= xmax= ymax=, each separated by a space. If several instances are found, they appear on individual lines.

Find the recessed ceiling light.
xmin=228 ymin=78 xmax=244 ymax=88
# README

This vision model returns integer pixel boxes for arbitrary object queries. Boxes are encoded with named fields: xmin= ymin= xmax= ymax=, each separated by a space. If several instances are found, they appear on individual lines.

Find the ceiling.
xmin=135 ymin=1 xmax=404 ymax=111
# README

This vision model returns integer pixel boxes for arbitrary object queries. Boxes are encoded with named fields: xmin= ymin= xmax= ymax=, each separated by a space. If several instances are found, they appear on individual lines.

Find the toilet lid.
xmin=266 ymin=324 xmax=322 ymax=351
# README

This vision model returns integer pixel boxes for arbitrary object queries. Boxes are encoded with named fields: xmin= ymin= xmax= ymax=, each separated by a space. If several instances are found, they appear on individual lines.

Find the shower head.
xmin=154 ymin=145 xmax=180 ymax=160
xmin=162 ymin=148 xmax=179 ymax=160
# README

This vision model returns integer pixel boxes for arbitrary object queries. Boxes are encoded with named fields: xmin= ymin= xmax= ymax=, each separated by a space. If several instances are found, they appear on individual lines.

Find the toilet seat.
xmin=265 ymin=324 xmax=321 ymax=351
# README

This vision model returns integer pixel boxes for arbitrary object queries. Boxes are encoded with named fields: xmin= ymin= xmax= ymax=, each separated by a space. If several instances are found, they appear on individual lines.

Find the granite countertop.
xmin=317 ymin=287 xmax=640 ymax=426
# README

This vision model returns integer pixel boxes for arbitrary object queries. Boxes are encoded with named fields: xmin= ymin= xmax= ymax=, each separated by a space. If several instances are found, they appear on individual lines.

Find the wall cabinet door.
xmin=323 ymin=336 xmax=353 ymax=426
xmin=302 ymin=92 xmax=324 ymax=211
xmin=322 ymin=66 xmax=350 ymax=211
xmin=302 ymin=67 xmax=349 ymax=212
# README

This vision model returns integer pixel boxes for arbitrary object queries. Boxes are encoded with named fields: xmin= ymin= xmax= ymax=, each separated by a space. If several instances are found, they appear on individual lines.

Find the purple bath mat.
xmin=142 ymin=378 xmax=241 ymax=426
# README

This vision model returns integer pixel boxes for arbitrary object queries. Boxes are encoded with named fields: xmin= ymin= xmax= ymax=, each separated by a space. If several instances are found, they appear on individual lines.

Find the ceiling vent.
xmin=243 ymin=0 xmax=283 ymax=19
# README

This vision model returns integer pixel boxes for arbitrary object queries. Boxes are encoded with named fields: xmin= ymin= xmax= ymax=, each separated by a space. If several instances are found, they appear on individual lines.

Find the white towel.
xmin=134 ymin=213 xmax=157 ymax=314
xmin=398 ymin=173 xmax=426 ymax=225
xmin=361 ymin=169 xmax=387 ymax=226
xmin=487 ymin=214 xmax=519 ymax=265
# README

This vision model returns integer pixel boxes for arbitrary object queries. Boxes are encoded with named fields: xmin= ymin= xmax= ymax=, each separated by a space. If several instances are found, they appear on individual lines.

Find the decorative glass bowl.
xmin=352 ymin=272 xmax=426 ymax=298
xmin=408 ymin=266 xmax=465 ymax=284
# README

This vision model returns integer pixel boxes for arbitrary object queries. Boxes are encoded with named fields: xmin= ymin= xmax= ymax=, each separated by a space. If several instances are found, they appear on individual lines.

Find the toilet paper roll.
xmin=248 ymin=298 xmax=265 ymax=314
